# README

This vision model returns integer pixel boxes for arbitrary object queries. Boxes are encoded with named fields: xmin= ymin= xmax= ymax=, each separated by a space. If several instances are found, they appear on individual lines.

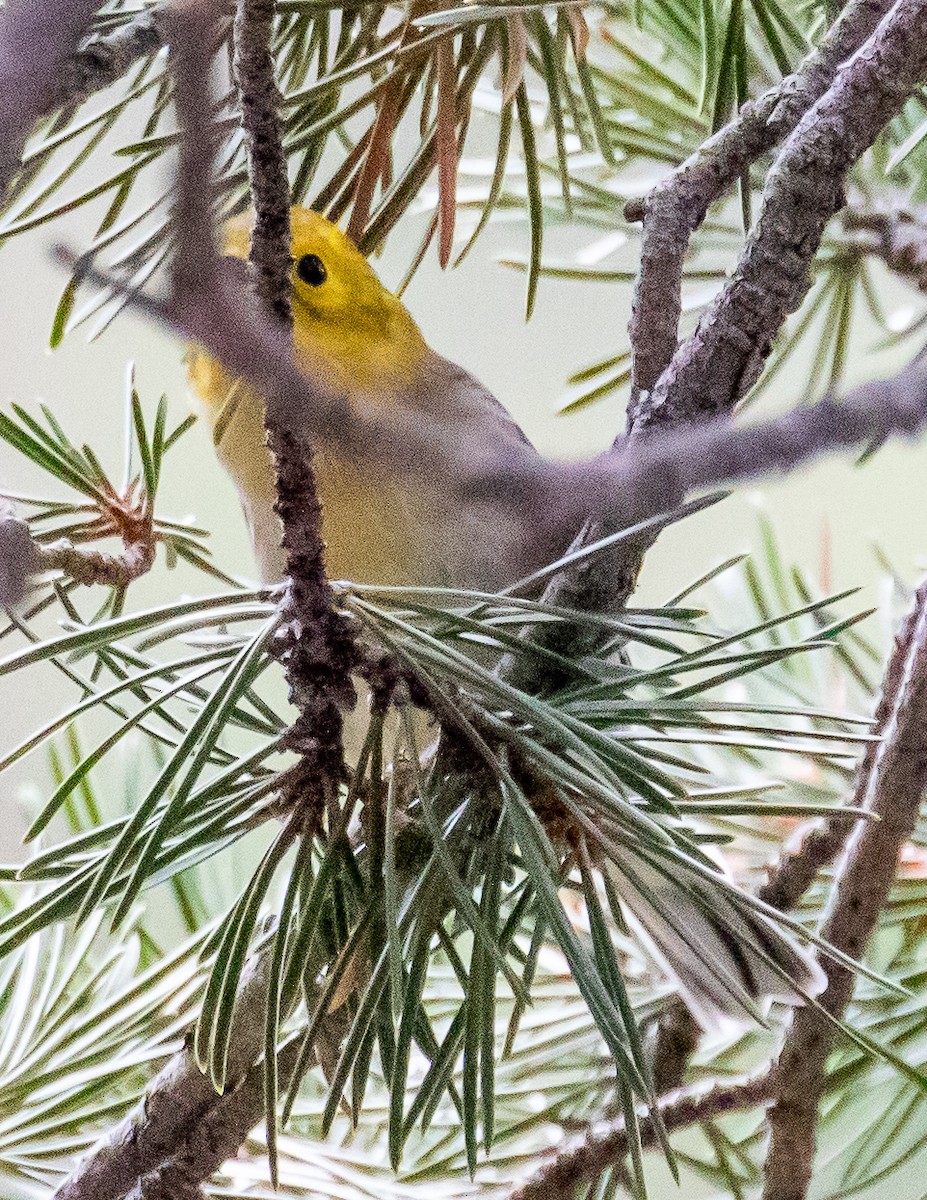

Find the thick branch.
xmin=518 ymin=0 xmax=913 ymax=688
xmin=52 ymin=953 xmax=273 ymax=1200
xmin=509 ymin=1073 xmax=775 ymax=1200
xmin=626 ymin=0 xmax=893 ymax=416
xmin=762 ymin=580 xmax=927 ymax=1200
xmin=0 ymin=0 xmax=102 ymax=195
xmin=638 ymin=0 xmax=927 ymax=428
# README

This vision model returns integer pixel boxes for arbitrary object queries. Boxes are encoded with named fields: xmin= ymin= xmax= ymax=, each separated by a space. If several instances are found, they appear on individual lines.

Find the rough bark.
xmin=762 ymin=580 xmax=927 ymax=1200
xmin=638 ymin=0 xmax=927 ymax=428
xmin=626 ymin=0 xmax=894 ymax=416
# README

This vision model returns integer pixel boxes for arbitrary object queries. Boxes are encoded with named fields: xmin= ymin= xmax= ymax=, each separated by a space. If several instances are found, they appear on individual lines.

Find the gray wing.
xmin=406 ymin=351 xmax=537 ymax=456
xmin=395 ymin=351 xmax=552 ymax=588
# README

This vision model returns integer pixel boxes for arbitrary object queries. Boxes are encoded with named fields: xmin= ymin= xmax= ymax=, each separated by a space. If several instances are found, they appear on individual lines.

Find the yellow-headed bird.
xmin=187 ymin=207 xmax=823 ymax=1026
xmin=188 ymin=207 xmax=541 ymax=588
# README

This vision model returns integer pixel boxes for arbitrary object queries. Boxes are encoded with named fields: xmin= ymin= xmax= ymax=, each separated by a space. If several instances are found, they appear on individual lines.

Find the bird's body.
xmin=188 ymin=208 xmax=535 ymax=587
xmin=188 ymin=207 xmax=823 ymax=1027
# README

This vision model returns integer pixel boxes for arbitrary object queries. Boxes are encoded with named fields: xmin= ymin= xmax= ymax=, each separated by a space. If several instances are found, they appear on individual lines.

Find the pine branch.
xmin=625 ymin=0 xmax=894 ymax=417
xmin=762 ymin=578 xmax=927 ymax=1200
xmin=509 ymin=1072 xmax=775 ymax=1200
xmin=638 ymin=0 xmax=927 ymax=428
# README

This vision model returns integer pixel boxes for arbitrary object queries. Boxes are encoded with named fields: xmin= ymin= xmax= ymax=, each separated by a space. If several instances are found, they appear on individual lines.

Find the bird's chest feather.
xmin=195 ymin=369 xmax=447 ymax=586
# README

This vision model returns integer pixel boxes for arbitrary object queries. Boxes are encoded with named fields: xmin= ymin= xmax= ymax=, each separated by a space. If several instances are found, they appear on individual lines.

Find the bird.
xmin=187 ymin=206 xmax=545 ymax=589
xmin=187 ymin=206 xmax=823 ymax=1027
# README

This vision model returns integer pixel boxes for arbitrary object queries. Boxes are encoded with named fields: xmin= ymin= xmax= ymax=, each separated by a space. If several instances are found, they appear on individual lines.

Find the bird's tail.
xmin=608 ymin=846 xmax=826 ymax=1029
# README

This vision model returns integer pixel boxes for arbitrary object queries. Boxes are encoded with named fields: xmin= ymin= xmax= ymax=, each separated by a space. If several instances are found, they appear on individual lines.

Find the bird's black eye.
xmin=296 ymin=253 xmax=327 ymax=286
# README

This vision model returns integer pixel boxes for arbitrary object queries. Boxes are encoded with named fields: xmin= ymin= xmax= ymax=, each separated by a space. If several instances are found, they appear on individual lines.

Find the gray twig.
xmin=762 ymin=579 xmax=927 ymax=1200
xmin=757 ymin=817 xmax=852 ymax=912
xmin=169 ymin=0 xmax=357 ymax=783
xmin=509 ymin=1072 xmax=775 ymax=1200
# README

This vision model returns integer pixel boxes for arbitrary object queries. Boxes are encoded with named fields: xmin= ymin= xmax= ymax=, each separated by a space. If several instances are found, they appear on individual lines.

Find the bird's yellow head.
xmin=224 ymin=208 xmax=428 ymax=396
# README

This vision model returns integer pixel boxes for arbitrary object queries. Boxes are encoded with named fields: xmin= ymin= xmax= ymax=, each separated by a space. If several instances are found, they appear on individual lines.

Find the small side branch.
xmin=0 ymin=501 xmax=156 ymax=609
xmin=0 ymin=0 xmax=98 ymax=193
xmin=62 ymin=12 xmax=165 ymax=108
xmin=843 ymin=199 xmax=927 ymax=292
xmin=637 ymin=0 xmax=927 ymax=429
xmin=0 ymin=0 xmax=161 ymax=200
xmin=509 ymin=1073 xmax=775 ymax=1200
xmin=29 ymin=535 xmax=155 ymax=589
xmin=762 ymin=579 xmax=927 ymax=1200
xmin=757 ymin=818 xmax=851 ymax=912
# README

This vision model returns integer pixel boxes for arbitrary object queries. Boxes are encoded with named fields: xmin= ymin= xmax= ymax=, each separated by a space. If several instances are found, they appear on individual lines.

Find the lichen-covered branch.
xmin=509 ymin=1073 xmax=775 ymax=1200
xmin=762 ymin=579 xmax=927 ymax=1200
xmin=637 ymin=0 xmax=927 ymax=428
xmin=625 ymin=0 xmax=893 ymax=418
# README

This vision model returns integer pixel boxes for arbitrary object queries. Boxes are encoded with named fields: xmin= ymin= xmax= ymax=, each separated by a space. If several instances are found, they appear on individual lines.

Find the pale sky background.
xmin=0 ymin=170 xmax=924 ymax=859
